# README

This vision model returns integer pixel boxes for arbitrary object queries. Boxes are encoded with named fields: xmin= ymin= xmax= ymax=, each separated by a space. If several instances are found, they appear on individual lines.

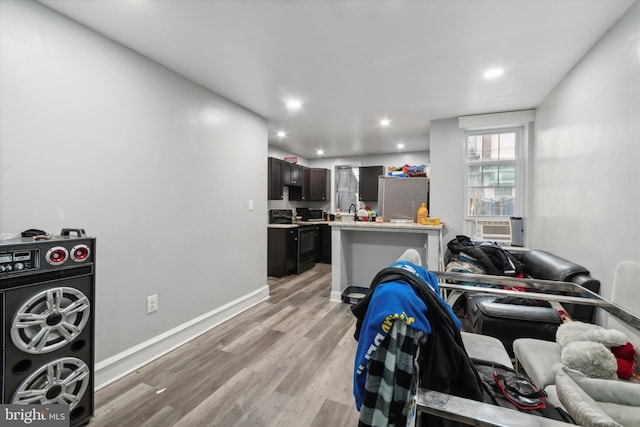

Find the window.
xmin=335 ymin=166 xmax=359 ymax=212
xmin=464 ymin=128 xmax=522 ymax=217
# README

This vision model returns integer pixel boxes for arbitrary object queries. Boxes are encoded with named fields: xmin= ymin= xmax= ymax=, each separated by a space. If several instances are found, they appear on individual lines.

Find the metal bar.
xmin=416 ymin=390 xmax=575 ymax=427
xmin=434 ymin=271 xmax=598 ymax=296
xmin=439 ymin=283 xmax=605 ymax=306
xmin=433 ymin=271 xmax=640 ymax=332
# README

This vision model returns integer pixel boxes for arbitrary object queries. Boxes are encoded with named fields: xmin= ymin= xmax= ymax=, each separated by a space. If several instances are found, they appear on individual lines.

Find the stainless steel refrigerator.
xmin=377 ymin=176 xmax=429 ymax=222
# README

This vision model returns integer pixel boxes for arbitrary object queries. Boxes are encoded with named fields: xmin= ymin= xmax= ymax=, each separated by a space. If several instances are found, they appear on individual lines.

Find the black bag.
xmin=473 ymin=359 xmax=575 ymax=423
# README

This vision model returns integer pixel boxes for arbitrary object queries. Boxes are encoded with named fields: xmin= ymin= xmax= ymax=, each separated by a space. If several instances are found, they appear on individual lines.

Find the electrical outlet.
xmin=146 ymin=294 xmax=158 ymax=314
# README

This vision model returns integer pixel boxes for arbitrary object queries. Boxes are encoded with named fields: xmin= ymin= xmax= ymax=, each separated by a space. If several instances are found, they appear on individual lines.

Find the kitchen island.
xmin=329 ymin=221 xmax=443 ymax=302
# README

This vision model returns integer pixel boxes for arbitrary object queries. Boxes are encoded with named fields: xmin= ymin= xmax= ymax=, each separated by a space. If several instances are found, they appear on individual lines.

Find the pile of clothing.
xmin=445 ymin=235 xmax=523 ymax=277
xmin=351 ymin=253 xmax=483 ymax=427
xmin=351 ymin=249 xmax=575 ymax=427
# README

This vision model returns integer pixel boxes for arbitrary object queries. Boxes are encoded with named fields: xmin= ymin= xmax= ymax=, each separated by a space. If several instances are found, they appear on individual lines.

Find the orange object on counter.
xmin=417 ymin=202 xmax=429 ymax=224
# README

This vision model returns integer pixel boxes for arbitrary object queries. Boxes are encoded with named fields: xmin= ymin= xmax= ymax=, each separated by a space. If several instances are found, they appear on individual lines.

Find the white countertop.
xmin=268 ymin=221 xmax=330 ymax=229
xmin=329 ymin=221 xmax=442 ymax=231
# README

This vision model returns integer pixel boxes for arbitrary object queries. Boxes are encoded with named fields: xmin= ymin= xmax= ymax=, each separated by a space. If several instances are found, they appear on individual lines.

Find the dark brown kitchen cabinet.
xmin=268 ymin=227 xmax=297 ymax=277
xmin=268 ymin=157 xmax=284 ymax=200
xmin=359 ymin=165 xmax=384 ymax=201
xmin=289 ymin=166 xmax=310 ymax=201
xmin=310 ymin=168 xmax=331 ymax=201
xmin=283 ymin=162 xmax=302 ymax=186
xmin=314 ymin=224 xmax=331 ymax=263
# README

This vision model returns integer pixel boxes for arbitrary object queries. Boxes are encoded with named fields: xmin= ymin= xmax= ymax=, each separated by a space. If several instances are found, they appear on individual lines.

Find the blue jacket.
xmin=353 ymin=261 xmax=453 ymax=410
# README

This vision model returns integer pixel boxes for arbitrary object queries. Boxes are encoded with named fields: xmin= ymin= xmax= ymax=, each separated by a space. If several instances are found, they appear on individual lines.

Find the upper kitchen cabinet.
xmin=310 ymin=168 xmax=331 ymax=201
xmin=268 ymin=157 xmax=284 ymax=200
xmin=358 ymin=165 xmax=384 ymax=201
xmin=289 ymin=166 xmax=310 ymax=201
xmin=283 ymin=162 xmax=302 ymax=187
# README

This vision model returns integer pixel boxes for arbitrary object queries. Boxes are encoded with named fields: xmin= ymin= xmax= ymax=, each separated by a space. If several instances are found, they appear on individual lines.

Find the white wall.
xmin=0 ymin=0 xmax=268 ymax=382
xmin=531 ymin=2 xmax=640 ymax=301
xmin=429 ymin=118 xmax=464 ymax=245
xmin=268 ymin=147 xmax=310 ymax=166
xmin=429 ymin=3 xmax=640 ymax=316
xmin=310 ymin=151 xmax=429 ymax=172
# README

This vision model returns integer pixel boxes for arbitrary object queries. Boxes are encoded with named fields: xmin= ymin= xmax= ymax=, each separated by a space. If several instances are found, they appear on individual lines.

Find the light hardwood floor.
xmin=89 ymin=263 xmax=360 ymax=426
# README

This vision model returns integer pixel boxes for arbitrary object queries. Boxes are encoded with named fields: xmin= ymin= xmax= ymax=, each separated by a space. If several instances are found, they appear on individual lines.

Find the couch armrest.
xmin=522 ymin=250 xmax=601 ymax=322
xmin=522 ymin=250 xmax=590 ymax=281
xmin=513 ymin=338 xmax=562 ymax=389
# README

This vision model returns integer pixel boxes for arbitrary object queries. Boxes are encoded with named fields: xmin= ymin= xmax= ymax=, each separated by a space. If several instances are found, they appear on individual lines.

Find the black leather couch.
xmin=464 ymin=250 xmax=601 ymax=355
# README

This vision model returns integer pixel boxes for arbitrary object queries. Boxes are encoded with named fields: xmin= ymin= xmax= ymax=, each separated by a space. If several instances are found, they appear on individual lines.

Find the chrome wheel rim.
xmin=11 ymin=287 xmax=90 ymax=353
xmin=11 ymin=357 xmax=90 ymax=408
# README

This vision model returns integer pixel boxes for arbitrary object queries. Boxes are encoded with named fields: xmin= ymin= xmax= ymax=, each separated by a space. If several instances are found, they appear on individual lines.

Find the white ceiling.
xmin=39 ymin=0 xmax=635 ymax=159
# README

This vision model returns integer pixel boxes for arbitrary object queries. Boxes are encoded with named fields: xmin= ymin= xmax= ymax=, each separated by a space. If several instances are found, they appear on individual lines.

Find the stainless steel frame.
xmin=417 ymin=390 xmax=575 ymax=427
xmin=413 ymin=271 xmax=640 ymax=426
xmin=434 ymin=271 xmax=640 ymax=332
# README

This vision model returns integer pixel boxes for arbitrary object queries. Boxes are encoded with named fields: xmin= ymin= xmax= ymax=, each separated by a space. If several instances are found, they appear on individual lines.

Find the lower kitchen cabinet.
xmin=268 ymin=228 xmax=297 ymax=277
xmin=314 ymin=224 xmax=331 ymax=264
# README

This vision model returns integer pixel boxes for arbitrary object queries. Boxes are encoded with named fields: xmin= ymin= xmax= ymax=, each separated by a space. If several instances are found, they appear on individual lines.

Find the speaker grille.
xmin=11 ymin=287 xmax=90 ymax=354
xmin=11 ymin=357 xmax=90 ymax=409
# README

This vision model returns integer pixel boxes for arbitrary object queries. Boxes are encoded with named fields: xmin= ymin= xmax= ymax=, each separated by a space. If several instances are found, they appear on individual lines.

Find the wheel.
xmin=11 ymin=357 xmax=90 ymax=409
xmin=11 ymin=287 xmax=90 ymax=353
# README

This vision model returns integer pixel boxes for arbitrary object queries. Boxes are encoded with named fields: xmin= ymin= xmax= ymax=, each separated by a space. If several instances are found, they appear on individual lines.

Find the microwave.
xmin=308 ymin=209 xmax=324 ymax=221
xmin=296 ymin=208 xmax=324 ymax=221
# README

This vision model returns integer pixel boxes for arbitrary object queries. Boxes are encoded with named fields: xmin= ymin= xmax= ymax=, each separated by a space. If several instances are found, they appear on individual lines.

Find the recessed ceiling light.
xmin=276 ymin=130 xmax=287 ymax=138
xmin=396 ymin=143 xmax=405 ymax=149
xmin=379 ymin=118 xmax=391 ymax=127
xmin=316 ymin=149 xmax=324 ymax=156
xmin=286 ymin=99 xmax=302 ymax=111
xmin=484 ymin=68 xmax=504 ymax=79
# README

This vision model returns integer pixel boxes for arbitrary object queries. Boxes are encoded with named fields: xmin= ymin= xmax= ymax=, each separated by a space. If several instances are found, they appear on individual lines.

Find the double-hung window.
xmin=464 ymin=128 xmax=523 ymax=218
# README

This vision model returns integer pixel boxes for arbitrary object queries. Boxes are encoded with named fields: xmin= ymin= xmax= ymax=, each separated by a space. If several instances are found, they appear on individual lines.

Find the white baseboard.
xmin=94 ymin=285 xmax=270 ymax=390
xmin=330 ymin=290 xmax=343 ymax=302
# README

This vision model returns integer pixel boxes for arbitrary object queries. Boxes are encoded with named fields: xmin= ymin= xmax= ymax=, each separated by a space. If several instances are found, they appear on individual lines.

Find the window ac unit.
xmin=473 ymin=219 xmax=512 ymax=245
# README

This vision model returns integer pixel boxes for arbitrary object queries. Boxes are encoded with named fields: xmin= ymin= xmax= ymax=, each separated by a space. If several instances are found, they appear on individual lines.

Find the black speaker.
xmin=1 ymin=232 xmax=95 ymax=427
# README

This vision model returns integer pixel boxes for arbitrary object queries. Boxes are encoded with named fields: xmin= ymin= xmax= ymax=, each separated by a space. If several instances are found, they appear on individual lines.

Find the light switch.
xmin=249 ymin=199 xmax=254 ymax=211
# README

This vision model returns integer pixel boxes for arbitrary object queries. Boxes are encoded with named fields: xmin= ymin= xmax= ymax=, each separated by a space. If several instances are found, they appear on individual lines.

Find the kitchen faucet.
xmin=348 ymin=204 xmax=357 ymax=214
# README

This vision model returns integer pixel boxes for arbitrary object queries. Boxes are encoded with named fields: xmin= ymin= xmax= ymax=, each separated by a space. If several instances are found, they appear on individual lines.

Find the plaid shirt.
xmin=358 ymin=321 xmax=426 ymax=427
